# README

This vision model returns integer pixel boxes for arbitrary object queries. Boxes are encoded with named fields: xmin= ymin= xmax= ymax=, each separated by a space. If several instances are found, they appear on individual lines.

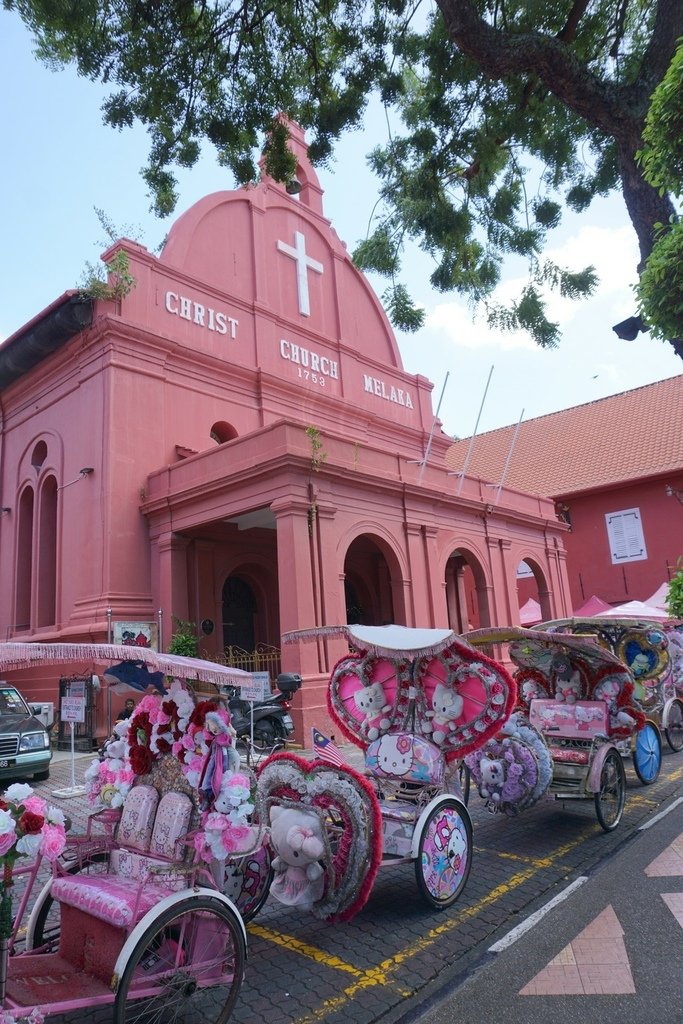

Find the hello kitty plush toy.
xmin=353 ymin=681 xmax=392 ymax=741
xmin=594 ymin=678 xmax=636 ymax=730
xmin=552 ymin=655 xmax=582 ymax=704
xmin=269 ymin=805 xmax=326 ymax=908
xmin=427 ymin=683 xmax=463 ymax=744
xmin=479 ymin=755 xmax=505 ymax=803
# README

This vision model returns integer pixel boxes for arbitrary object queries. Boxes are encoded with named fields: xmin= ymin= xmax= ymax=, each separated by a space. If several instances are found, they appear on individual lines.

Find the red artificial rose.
xmin=130 ymin=745 xmax=153 ymax=776
xmin=19 ymin=811 xmax=45 ymax=835
xmin=156 ymin=737 xmax=172 ymax=754
xmin=0 ymin=800 xmax=8 ymax=812
xmin=161 ymin=700 xmax=176 ymax=718
xmin=189 ymin=700 xmax=218 ymax=730
xmin=128 ymin=712 xmax=152 ymax=756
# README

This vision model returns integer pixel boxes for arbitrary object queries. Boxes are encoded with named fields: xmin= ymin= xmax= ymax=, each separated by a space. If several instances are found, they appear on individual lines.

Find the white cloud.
xmin=424 ymin=222 xmax=639 ymax=351
xmin=424 ymin=299 xmax=537 ymax=351
xmin=546 ymin=224 xmax=638 ymax=294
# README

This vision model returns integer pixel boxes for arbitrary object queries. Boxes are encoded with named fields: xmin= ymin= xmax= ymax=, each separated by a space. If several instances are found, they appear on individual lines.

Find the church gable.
xmin=130 ymin=125 xmax=422 ymax=421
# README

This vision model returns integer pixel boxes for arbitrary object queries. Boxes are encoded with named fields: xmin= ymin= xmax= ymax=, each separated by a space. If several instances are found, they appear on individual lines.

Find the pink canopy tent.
xmin=519 ymin=597 xmax=542 ymax=625
xmin=573 ymin=594 xmax=612 ymax=617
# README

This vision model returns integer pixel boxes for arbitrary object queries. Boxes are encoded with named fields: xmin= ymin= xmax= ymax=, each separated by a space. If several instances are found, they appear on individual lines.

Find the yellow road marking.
xmin=475 ymin=831 xmax=592 ymax=869
xmin=246 ymin=923 xmax=365 ymax=976
xmin=251 ymin=774 xmax=683 ymax=1023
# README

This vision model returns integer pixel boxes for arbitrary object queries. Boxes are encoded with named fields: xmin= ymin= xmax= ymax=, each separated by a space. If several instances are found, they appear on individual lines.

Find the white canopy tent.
xmin=644 ymin=582 xmax=670 ymax=612
xmin=595 ymin=600 xmax=669 ymax=621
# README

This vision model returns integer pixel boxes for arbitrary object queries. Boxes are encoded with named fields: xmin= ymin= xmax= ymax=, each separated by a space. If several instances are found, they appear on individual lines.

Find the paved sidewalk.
xmin=405 ymin=796 xmax=683 ymax=1024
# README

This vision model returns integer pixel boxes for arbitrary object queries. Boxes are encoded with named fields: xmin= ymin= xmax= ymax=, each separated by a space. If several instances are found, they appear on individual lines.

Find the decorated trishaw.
xmin=463 ymin=627 xmax=646 ymax=831
xmin=542 ymin=617 xmax=683 ymax=777
xmin=0 ymin=641 xmax=272 ymax=1024
xmin=256 ymin=625 xmax=517 ymax=919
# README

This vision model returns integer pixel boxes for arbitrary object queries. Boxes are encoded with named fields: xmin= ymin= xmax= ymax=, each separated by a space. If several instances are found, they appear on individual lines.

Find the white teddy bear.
xmin=101 ymin=717 xmax=130 ymax=768
xmin=269 ymin=805 xmax=326 ymax=908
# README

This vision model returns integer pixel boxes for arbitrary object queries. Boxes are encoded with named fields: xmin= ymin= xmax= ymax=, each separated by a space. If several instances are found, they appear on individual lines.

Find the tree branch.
xmin=434 ymin=0 xmax=638 ymax=137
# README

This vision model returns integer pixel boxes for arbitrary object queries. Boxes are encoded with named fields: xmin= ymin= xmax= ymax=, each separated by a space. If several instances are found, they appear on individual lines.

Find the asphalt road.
xmin=17 ymin=744 xmax=683 ymax=1024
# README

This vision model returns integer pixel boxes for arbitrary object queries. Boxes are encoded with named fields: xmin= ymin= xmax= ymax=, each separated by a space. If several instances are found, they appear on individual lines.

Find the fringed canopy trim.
xmin=0 ymin=643 xmax=253 ymax=688
xmin=282 ymin=624 xmax=458 ymax=657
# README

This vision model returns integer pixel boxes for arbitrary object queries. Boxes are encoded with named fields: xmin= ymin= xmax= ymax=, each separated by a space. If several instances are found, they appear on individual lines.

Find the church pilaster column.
xmin=403 ymin=523 xmax=422 ymax=626
xmin=423 ymin=525 xmax=448 ymax=627
xmin=486 ymin=533 xmax=515 ymax=626
xmin=312 ymin=499 xmax=342 ymax=613
xmin=271 ymin=496 xmax=320 ymax=674
xmin=152 ymin=532 xmax=191 ymax=650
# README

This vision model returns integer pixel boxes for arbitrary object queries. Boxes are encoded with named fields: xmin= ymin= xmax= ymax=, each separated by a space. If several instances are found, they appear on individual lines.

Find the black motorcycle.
xmin=227 ymin=673 xmax=302 ymax=754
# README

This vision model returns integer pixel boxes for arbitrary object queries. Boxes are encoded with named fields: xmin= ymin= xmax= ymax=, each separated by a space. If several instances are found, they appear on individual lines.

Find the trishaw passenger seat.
xmin=148 ymin=792 xmax=193 ymax=859
xmin=52 ymin=787 xmax=193 ymax=931
xmin=115 ymin=784 xmax=159 ymax=851
xmin=108 ymin=792 xmax=193 ymax=881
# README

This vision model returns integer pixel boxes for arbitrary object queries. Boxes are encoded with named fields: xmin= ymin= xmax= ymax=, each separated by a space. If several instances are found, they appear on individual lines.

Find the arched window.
xmin=15 ymin=487 xmax=34 ymax=631
xmin=31 ymin=441 xmax=48 ymax=470
xmin=210 ymin=421 xmax=238 ymax=445
xmin=36 ymin=475 xmax=58 ymax=627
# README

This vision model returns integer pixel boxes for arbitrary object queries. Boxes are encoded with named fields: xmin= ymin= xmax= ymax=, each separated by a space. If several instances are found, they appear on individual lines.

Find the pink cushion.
xmin=548 ymin=746 xmax=590 ymax=765
xmin=109 ymin=849 xmax=187 ymax=891
xmin=378 ymin=801 xmax=418 ymax=823
xmin=51 ymin=874 xmax=174 ymax=929
xmin=149 ymin=792 xmax=192 ymax=859
xmin=116 ymin=785 xmax=159 ymax=852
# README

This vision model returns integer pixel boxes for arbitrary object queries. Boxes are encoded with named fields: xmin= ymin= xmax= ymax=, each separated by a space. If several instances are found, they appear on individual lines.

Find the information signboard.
xmin=239 ymin=671 xmax=270 ymax=703
xmin=60 ymin=697 xmax=86 ymax=724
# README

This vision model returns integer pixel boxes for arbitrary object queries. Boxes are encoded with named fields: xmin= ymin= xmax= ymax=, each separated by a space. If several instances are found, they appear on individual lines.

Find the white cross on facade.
xmin=276 ymin=230 xmax=323 ymax=317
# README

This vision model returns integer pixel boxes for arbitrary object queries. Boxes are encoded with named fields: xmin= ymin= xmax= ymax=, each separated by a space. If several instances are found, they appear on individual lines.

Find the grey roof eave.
xmin=0 ymin=292 xmax=94 ymax=391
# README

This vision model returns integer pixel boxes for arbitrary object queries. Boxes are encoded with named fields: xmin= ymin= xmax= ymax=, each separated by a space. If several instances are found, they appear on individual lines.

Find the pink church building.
xmin=0 ymin=124 xmax=572 ymax=743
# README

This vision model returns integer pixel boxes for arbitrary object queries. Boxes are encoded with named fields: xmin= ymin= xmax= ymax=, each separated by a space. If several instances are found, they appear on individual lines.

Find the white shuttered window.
xmin=605 ymin=508 xmax=647 ymax=564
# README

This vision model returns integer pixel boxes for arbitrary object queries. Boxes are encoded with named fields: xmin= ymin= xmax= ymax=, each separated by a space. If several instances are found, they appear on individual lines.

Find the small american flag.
xmin=311 ymin=727 xmax=348 ymax=768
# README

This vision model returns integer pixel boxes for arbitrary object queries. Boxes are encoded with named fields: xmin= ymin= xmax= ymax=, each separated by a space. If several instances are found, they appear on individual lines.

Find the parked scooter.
xmin=226 ymin=673 xmax=302 ymax=752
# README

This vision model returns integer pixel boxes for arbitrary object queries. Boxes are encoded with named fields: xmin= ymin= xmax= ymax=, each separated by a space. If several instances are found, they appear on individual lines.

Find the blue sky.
xmin=1 ymin=9 xmax=681 ymax=439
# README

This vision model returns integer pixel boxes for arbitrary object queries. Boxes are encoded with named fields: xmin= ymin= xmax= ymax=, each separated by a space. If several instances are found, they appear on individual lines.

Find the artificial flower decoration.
xmin=84 ymin=758 xmax=135 ymax=809
xmin=0 ymin=785 xmax=67 ymax=939
xmin=93 ymin=683 xmax=259 ymax=865
xmin=0 ymin=1009 xmax=45 ymax=1024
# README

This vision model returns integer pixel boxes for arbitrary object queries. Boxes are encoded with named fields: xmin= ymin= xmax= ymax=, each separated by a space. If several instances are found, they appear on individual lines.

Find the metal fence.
xmin=215 ymin=643 xmax=281 ymax=683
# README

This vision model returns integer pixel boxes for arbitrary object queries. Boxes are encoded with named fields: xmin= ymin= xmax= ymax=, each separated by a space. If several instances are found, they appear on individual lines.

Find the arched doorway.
xmin=516 ymin=558 xmax=552 ymax=624
xmin=343 ymin=535 xmax=405 ymax=626
xmin=222 ymin=575 xmax=257 ymax=650
xmin=444 ymin=549 xmax=490 ymax=632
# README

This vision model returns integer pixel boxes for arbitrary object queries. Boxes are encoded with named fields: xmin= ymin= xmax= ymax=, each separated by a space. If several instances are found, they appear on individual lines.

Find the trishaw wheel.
xmin=222 ymin=845 xmax=274 ymax=924
xmin=457 ymin=762 xmax=471 ymax=807
xmin=664 ymin=699 xmax=683 ymax=753
xmin=594 ymin=750 xmax=626 ymax=832
xmin=114 ymin=896 xmax=246 ymax=1024
xmin=415 ymin=799 xmax=472 ymax=911
xmin=632 ymin=722 xmax=662 ymax=784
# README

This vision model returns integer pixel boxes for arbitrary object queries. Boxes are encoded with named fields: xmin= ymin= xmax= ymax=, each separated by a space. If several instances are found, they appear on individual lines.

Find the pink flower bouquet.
xmin=0 ymin=784 xmax=67 ymax=939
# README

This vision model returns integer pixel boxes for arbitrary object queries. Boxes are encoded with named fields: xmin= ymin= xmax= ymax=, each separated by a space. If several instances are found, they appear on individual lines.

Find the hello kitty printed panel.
xmin=329 ymin=654 xmax=410 ymax=746
xmin=413 ymin=639 xmax=517 ymax=760
xmin=365 ymin=733 xmax=445 ymax=786
xmin=528 ymin=699 xmax=609 ymax=739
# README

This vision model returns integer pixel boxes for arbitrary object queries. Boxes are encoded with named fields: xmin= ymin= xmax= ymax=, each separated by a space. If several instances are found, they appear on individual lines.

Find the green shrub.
xmin=666 ymin=564 xmax=683 ymax=619
xmin=168 ymin=617 xmax=199 ymax=657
